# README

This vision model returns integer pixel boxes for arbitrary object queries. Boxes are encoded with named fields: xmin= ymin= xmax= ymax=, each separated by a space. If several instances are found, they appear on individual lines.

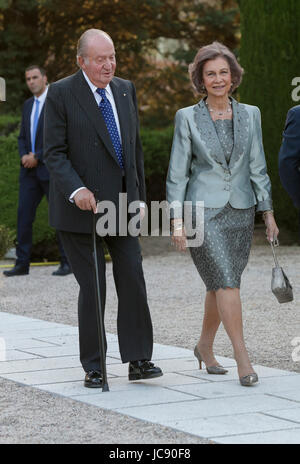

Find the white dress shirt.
xmin=30 ymin=86 xmax=48 ymax=147
xmin=70 ymin=72 xmax=145 ymax=208
xmin=82 ymin=70 xmax=122 ymax=141
xmin=70 ymin=72 xmax=122 ymax=201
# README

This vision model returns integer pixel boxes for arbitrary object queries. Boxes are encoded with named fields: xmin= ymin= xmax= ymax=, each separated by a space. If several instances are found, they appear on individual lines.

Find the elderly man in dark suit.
xmin=3 ymin=65 xmax=71 ymax=277
xmin=279 ymin=105 xmax=300 ymax=211
xmin=43 ymin=29 xmax=162 ymax=388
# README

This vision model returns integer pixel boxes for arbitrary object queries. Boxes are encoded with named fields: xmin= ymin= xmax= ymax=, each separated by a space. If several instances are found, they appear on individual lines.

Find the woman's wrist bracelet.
xmin=262 ymin=210 xmax=274 ymax=218
xmin=171 ymin=227 xmax=184 ymax=235
xmin=171 ymin=221 xmax=183 ymax=228
xmin=170 ymin=224 xmax=184 ymax=236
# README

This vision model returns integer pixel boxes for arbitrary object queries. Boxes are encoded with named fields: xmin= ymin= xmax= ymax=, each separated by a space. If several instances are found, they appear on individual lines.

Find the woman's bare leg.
xmin=196 ymin=291 xmax=222 ymax=367
xmin=215 ymin=287 xmax=255 ymax=378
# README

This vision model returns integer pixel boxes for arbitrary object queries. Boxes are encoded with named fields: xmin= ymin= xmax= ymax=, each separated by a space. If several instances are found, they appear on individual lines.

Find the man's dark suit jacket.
xmin=43 ymin=70 xmax=146 ymax=234
xmin=18 ymin=96 xmax=50 ymax=181
xmin=279 ymin=105 xmax=300 ymax=208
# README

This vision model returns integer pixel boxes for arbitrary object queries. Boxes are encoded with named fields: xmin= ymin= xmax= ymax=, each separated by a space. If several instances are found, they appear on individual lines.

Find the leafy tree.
xmin=0 ymin=0 xmax=239 ymax=126
xmin=0 ymin=0 xmax=48 ymax=109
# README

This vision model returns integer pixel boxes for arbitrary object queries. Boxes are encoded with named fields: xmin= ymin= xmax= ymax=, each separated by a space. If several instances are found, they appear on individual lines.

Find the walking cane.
xmin=92 ymin=190 xmax=109 ymax=392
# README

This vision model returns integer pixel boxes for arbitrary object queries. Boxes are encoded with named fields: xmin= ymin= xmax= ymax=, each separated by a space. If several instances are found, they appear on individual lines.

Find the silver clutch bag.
xmin=270 ymin=240 xmax=293 ymax=304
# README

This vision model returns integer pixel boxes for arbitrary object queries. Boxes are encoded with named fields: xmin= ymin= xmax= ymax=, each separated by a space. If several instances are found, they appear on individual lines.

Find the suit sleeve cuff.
xmin=256 ymin=199 xmax=273 ymax=212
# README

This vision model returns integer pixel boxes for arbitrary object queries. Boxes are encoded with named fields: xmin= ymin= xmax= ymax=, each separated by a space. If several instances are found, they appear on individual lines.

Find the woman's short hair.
xmin=189 ymin=41 xmax=243 ymax=95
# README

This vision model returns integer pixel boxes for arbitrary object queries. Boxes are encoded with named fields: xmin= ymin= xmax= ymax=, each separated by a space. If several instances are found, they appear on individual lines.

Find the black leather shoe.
xmin=3 ymin=264 xmax=29 ymax=277
xmin=52 ymin=263 xmax=72 ymax=276
xmin=84 ymin=370 xmax=102 ymax=388
xmin=128 ymin=360 xmax=163 ymax=381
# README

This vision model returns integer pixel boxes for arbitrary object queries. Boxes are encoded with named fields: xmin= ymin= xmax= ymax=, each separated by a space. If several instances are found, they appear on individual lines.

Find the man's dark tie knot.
xmin=96 ymin=87 xmax=106 ymax=99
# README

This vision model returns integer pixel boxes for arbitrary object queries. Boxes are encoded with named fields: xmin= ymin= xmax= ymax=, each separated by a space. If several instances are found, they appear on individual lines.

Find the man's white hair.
xmin=76 ymin=29 xmax=113 ymax=66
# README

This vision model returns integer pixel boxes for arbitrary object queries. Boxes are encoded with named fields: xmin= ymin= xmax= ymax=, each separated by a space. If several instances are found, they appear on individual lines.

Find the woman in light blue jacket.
xmin=166 ymin=42 xmax=279 ymax=386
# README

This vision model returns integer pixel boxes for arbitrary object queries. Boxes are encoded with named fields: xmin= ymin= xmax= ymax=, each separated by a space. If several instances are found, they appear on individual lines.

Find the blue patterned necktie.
xmin=96 ymin=88 xmax=124 ymax=169
xmin=31 ymin=98 xmax=40 ymax=153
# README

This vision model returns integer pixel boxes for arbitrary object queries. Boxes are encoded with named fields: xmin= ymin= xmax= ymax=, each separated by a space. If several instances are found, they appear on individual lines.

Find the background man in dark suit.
xmin=279 ymin=105 xmax=300 ymax=238
xmin=43 ymin=29 xmax=162 ymax=388
xmin=3 ymin=65 xmax=71 ymax=277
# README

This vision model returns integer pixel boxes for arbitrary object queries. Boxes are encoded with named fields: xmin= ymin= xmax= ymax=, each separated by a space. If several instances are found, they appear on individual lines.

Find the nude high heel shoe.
xmin=194 ymin=345 xmax=228 ymax=375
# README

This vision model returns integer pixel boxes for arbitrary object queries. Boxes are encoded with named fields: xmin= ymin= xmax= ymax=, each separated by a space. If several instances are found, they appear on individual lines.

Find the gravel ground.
xmin=0 ymin=230 xmax=300 ymax=444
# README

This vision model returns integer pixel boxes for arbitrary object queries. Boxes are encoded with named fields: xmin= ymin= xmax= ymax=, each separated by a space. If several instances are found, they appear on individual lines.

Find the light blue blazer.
xmin=166 ymin=98 xmax=273 ymax=218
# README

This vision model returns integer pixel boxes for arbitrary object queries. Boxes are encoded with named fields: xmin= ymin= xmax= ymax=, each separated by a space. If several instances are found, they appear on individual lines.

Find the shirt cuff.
xmin=69 ymin=195 xmax=145 ymax=206
xmin=69 ymin=187 xmax=86 ymax=203
xmin=256 ymin=199 xmax=273 ymax=212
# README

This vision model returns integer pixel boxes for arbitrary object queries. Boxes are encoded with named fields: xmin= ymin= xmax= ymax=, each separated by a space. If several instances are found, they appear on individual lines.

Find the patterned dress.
xmin=189 ymin=119 xmax=255 ymax=291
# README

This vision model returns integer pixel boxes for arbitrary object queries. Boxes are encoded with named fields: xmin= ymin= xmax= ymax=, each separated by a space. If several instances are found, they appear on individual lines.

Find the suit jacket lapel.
xmin=26 ymin=98 xmax=34 ymax=146
xmin=70 ymin=70 xmax=120 ymax=167
xmin=229 ymin=97 xmax=250 ymax=169
xmin=110 ymin=78 xmax=131 ymax=171
xmin=194 ymin=99 xmax=227 ymax=168
xmin=194 ymin=98 xmax=250 ymax=170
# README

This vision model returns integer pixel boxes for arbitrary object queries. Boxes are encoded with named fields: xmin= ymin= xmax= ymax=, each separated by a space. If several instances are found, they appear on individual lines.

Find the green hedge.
xmin=0 ymin=116 xmax=174 ymax=252
xmin=0 ymin=224 xmax=14 ymax=258
xmin=141 ymin=126 xmax=174 ymax=202
xmin=0 ymin=114 xmax=20 ymax=135
xmin=238 ymin=0 xmax=300 ymax=239
xmin=0 ymin=123 xmax=55 ymax=249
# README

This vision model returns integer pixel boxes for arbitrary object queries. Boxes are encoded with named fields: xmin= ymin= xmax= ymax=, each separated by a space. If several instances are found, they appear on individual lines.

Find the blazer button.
xmin=94 ymin=142 xmax=99 ymax=146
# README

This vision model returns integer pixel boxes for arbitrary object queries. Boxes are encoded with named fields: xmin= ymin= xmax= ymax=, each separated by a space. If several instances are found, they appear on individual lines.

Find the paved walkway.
xmin=1 ymin=311 xmax=300 ymax=444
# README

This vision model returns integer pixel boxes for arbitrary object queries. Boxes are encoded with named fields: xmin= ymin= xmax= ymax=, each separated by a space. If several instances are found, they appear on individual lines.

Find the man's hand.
xmin=21 ymin=152 xmax=38 ymax=169
xmin=74 ymin=188 xmax=97 ymax=213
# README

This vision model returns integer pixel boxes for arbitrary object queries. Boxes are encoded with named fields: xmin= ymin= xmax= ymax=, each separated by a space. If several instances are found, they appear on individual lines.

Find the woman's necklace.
xmin=205 ymin=99 xmax=232 ymax=116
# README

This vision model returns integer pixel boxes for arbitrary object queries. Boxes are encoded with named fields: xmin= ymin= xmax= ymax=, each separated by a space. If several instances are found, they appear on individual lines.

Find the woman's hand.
xmin=263 ymin=212 xmax=279 ymax=243
xmin=171 ymin=219 xmax=187 ymax=252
